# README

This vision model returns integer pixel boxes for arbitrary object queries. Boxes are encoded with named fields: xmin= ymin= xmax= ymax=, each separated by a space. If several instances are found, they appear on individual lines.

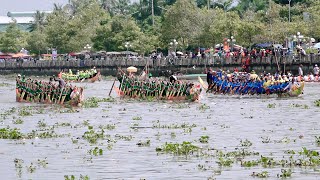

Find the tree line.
xmin=0 ymin=0 xmax=319 ymax=55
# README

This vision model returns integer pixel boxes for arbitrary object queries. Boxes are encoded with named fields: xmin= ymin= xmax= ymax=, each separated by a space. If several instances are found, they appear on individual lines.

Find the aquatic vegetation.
xmin=251 ymin=171 xmax=269 ymax=178
xmin=0 ymin=127 xmax=23 ymax=139
xmin=316 ymin=136 xmax=320 ymax=146
xmin=64 ymin=175 xmax=90 ymax=180
xmin=198 ymin=103 xmax=210 ymax=111
xmin=1 ymin=107 xmax=16 ymax=120
xmin=199 ymin=136 xmax=209 ymax=143
xmin=12 ymin=118 xmax=24 ymax=124
xmin=216 ymin=157 xmax=234 ymax=167
xmin=26 ymin=163 xmax=36 ymax=173
xmin=37 ymin=158 xmax=48 ymax=168
xmin=277 ymin=169 xmax=292 ymax=178
xmin=132 ymin=116 xmax=142 ymax=120
xmin=314 ymin=99 xmax=320 ymax=107
xmin=137 ymin=139 xmax=151 ymax=147
xmin=26 ymin=130 xmax=67 ymax=139
xmin=82 ymin=126 xmax=105 ymax=144
xmin=290 ymin=103 xmax=309 ymax=109
xmin=115 ymin=134 xmax=133 ymax=141
xmin=267 ymin=103 xmax=276 ymax=108
xmin=261 ymin=137 xmax=271 ymax=143
xmin=241 ymin=160 xmax=259 ymax=167
xmin=83 ymin=97 xmax=115 ymax=108
xmin=98 ymin=124 xmax=116 ymax=130
xmin=18 ymin=107 xmax=33 ymax=116
xmin=153 ymin=121 xmax=197 ymax=129
xmin=88 ymin=147 xmax=103 ymax=156
xmin=54 ymin=122 xmax=72 ymax=127
xmin=239 ymin=139 xmax=252 ymax=147
xmin=156 ymin=141 xmax=200 ymax=156
xmin=170 ymin=132 xmax=176 ymax=139
xmin=37 ymin=120 xmax=47 ymax=128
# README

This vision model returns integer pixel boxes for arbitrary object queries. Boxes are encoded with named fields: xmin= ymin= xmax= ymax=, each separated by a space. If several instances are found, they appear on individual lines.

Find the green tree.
xmin=161 ymin=0 xmax=203 ymax=49
xmin=44 ymin=0 xmax=109 ymax=53
xmin=0 ymin=21 xmax=28 ymax=53
xmin=28 ymin=10 xmax=47 ymax=32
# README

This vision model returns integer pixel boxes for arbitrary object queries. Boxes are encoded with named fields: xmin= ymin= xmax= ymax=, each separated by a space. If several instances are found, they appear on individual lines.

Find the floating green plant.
xmin=37 ymin=120 xmax=47 ymax=128
xmin=12 ymin=118 xmax=24 ymax=124
xmin=267 ymin=103 xmax=276 ymax=108
xmin=239 ymin=139 xmax=252 ymax=147
xmin=198 ymin=103 xmax=210 ymax=111
xmin=241 ymin=160 xmax=259 ymax=167
xmin=216 ymin=157 xmax=234 ymax=167
xmin=316 ymin=136 xmax=320 ymax=146
xmin=137 ymin=140 xmax=151 ymax=147
xmin=83 ymin=97 xmax=115 ymax=108
xmin=156 ymin=141 xmax=200 ymax=156
xmin=82 ymin=126 xmax=105 ymax=144
xmin=26 ymin=163 xmax=36 ymax=173
xmin=290 ymin=103 xmax=309 ymax=109
xmin=251 ymin=171 xmax=269 ymax=178
xmin=277 ymin=169 xmax=292 ymax=178
xmin=315 ymin=99 xmax=320 ymax=107
xmin=115 ymin=134 xmax=133 ymax=141
xmin=18 ymin=107 xmax=33 ymax=116
xmin=0 ymin=127 xmax=23 ymax=139
xmin=153 ymin=121 xmax=197 ymax=129
xmin=88 ymin=147 xmax=103 ymax=156
xmin=98 ymin=124 xmax=116 ymax=130
xmin=132 ymin=116 xmax=142 ymax=120
xmin=64 ymin=175 xmax=90 ymax=180
xmin=199 ymin=136 xmax=209 ymax=143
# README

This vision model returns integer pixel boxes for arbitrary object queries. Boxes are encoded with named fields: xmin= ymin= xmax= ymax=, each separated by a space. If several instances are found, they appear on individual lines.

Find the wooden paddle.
xmin=109 ymin=78 xmax=117 ymax=96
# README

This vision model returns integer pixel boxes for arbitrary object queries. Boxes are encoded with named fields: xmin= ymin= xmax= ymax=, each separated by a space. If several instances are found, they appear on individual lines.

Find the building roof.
xmin=0 ymin=16 xmax=33 ymax=24
xmin=7 ymin=11 xmax=52 ymax=18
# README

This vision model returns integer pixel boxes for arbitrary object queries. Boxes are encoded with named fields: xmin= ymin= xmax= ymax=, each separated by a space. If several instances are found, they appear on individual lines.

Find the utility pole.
xmin=151 ymin=0 xmax=155 ymax=27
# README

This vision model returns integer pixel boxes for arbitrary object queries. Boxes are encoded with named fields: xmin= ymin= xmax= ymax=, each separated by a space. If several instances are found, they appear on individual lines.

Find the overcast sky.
xmin=0 ymin=0 xmax=68 ymax=16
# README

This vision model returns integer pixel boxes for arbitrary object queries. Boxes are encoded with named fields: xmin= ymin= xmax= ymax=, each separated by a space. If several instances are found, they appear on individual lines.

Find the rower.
xmin=169 ymin=73 xmax=177 ymax=83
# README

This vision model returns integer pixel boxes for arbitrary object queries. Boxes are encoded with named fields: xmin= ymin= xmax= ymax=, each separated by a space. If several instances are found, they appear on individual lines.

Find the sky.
xmin=0 ymin=0 xmax=68 ymax=16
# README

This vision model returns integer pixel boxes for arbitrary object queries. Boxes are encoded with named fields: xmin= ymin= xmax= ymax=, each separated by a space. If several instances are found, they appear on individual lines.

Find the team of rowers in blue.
xmin=206 ymin=69 xmax=300 ymax=95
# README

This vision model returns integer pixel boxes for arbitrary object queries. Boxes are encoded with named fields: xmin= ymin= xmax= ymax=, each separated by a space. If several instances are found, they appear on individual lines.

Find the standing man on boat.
xmin=53 ymin=75 xmax=66 ymax=89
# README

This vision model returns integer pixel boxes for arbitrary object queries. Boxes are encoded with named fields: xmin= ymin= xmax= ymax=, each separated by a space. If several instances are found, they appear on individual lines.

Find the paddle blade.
xmin=198 ymin=76 xmax=208 ymax=90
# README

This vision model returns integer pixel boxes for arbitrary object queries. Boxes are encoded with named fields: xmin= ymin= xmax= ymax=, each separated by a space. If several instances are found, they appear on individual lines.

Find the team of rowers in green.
xmin=117 ymin=72 xmax=202 ymax=101
xmin=16 ymin=75 xmax=83 ymax=105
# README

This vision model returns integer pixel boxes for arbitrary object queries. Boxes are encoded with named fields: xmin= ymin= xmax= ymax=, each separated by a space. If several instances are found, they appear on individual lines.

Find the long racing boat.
xmin=114 ymin=73 xmax=202 ymax=101
xmin=16 ymin=76 xmax=84 ymax=106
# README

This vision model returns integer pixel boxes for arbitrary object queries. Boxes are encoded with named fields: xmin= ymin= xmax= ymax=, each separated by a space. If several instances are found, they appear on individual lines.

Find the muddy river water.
xmin=0 ymin=75 xmax=320 ymax=180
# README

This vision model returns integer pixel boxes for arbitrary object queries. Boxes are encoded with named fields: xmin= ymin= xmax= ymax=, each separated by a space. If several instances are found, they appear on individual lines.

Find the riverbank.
xmin=0 ymin=62 xmax=317 ymax=77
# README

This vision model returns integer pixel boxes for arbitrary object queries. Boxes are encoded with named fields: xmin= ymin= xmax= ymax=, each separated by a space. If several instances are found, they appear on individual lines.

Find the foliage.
xmin=199 ymin=135 xmax=209 ymax=143
xmin=314 ymin=99 xmax=320 ymax=107
xmin=156 ymin=141 xmax=200 ymax=155
xmin=0 ymin=127 xmax=24 ymax=139
xmin=0 ymin=21 xmax=28 ymax=53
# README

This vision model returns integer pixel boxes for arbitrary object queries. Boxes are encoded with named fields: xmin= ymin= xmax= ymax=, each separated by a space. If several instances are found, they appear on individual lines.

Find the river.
xmin=0 ymin=75 xmax=319 ymax=180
